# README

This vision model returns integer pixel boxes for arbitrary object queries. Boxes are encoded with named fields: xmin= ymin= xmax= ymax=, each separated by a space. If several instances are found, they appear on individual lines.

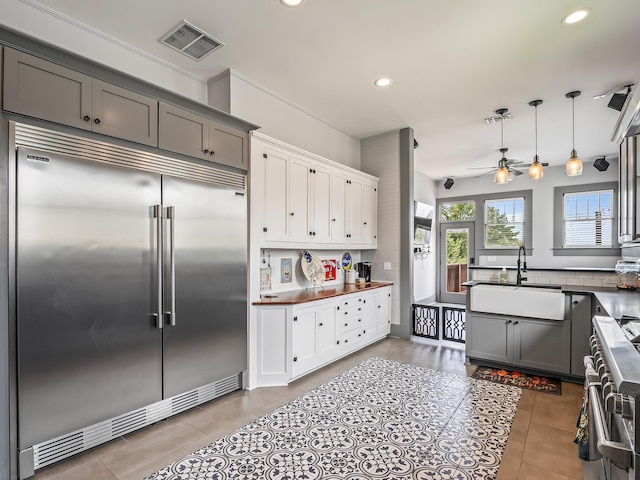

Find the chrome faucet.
xmin=517 ymin=245 xmax=527 ymax=286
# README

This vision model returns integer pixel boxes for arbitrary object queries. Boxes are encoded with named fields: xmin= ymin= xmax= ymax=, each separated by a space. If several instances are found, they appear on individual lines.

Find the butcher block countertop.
xmin=252 ymin=281 xmax=393 ymax=306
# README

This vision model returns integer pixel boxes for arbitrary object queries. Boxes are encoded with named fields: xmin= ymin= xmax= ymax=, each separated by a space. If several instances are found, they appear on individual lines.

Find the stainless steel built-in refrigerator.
xmin=15 ymin=128 xmax=247 ymax=471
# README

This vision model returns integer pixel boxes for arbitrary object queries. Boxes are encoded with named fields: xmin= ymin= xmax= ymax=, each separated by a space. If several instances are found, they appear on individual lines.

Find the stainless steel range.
xmin=584 ymin=315 xmax=640 ymax=479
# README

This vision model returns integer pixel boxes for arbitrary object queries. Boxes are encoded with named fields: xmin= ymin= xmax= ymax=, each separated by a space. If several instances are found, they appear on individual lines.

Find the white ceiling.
xmin=5 ymin=0 xmax=640 ymax=180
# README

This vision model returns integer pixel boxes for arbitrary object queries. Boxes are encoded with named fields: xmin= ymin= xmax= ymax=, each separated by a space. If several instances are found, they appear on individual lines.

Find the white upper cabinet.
xmin=254 ymin=133 xmax=377 ymax=249
xmin=363 ymin=181 xmax=378 ymax=244
xmin=288 ymin=155 xmax=311 ymax=243
xmin=263 ymin=147 xmax=289 ymax=242
xmin=310 ymin=163 xmax=332 ymax=244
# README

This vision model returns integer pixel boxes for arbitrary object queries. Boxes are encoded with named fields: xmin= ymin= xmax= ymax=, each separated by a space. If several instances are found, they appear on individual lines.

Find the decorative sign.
xmin=281 ymin=258 xmax=292 ymax=283
xmin=323 ymin=259 xmax=337 ymax=281
xmin=341 ymin=251 xmax=353 ymax=271
xmin=260 ymin=265 xmax=272 ymax=291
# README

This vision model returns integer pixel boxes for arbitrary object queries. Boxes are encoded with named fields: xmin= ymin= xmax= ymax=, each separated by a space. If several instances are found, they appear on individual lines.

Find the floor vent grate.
xmin=30 ymin=374 xmax=242 ymax=471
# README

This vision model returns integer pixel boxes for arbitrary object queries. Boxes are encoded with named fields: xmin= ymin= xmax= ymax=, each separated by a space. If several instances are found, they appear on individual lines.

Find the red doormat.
xmin=472 ymin=366 xmax=562 ymax=395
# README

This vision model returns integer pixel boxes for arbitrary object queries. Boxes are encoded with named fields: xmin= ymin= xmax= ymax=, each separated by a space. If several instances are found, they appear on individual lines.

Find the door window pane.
xmin=446 ymin=229 xmax=468 ymax=293
xmin=440 ymin=201 xmax=475 ymax=222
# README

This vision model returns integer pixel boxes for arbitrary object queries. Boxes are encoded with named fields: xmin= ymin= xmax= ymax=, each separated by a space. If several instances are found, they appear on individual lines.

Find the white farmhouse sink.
xmin=470 ymin=284 xmax=566 ymax=320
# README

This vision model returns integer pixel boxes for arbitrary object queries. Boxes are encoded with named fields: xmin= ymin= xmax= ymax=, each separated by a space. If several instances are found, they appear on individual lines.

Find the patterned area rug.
xmin=145 ymin=357 xmax=521 ymax=480
xmin=472 ymin=366 xmax=562 ymax=395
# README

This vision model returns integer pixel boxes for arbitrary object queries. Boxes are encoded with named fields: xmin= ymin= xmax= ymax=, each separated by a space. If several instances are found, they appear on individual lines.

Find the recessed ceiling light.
xmin=562 ymin=9 xmax=590 ymax=24
xmin=280 ymin=0 xmax=303 ymax=7
xmin=374 ymin=77 xmax=393 ymax=87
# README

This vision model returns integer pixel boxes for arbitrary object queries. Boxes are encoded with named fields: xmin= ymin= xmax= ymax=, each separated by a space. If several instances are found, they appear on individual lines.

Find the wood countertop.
xmin=252 ymin=281 xmax=393 ymax=305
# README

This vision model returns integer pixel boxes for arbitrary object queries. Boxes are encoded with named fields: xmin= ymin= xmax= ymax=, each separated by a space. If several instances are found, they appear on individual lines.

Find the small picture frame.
xmin=281 ymin=258 xmax=292 ymax=283
xmin=323 ymin=259 xmax=337 ymax=281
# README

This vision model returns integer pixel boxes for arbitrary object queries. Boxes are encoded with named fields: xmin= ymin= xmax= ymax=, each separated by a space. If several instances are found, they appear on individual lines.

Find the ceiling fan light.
xmin=529 ymin=157 xmax=544 ymax=180
xmin=494 ymin=166 xmax=509 ymax=184
xmin=566 ymin=151 xmax=583 ymax=176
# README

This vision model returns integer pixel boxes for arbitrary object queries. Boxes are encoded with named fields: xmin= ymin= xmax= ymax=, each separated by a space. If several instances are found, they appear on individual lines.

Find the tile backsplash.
xmin=470 ymin=268 xmax=617 ymax=288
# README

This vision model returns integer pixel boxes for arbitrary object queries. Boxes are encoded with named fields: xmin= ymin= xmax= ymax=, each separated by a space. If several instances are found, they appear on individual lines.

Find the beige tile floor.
xmin=29 ymin=337 xmax=584 ymax=480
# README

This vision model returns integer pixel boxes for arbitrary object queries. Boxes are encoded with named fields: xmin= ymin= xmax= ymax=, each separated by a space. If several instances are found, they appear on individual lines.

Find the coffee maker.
xmin=355 ymin=262 xmax=372 ymax=282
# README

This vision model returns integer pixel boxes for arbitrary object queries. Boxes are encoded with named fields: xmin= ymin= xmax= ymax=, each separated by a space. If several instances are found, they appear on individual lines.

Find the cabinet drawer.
xmin=340 ymin=315 xmax=364 ymax=333
xmin=340 ymin=305 xmax=363 ymax=319
xmin=341 ymin=328 xmax=366 ymax=348
xmin=340 ymin=297 xmax=363 ymax=309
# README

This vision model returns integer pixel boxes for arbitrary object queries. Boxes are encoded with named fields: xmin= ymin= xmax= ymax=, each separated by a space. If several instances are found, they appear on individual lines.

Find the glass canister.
xmin=615 ymin=260 xmax=639 ymax=289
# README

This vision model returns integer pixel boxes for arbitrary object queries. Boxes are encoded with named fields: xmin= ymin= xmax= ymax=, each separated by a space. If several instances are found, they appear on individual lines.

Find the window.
xmin=436 ymin=189 xmax=532 ymax=257
xmin=553 ymin=182 xmax=619 ymax=256
xmin=563 ymin=190 xmax=613 ymax=247
xmin=440 ymin=201 xmax=475 ymax=221
xmin=484 ymin=197 xmax=524 ymax=248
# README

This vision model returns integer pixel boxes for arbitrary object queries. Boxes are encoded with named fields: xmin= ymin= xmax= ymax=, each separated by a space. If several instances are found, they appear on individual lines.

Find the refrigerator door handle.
xmin=165 ymin=206 xmax=176 ymax=326
xmin=152 ymin=205 xmax=163 ymax=329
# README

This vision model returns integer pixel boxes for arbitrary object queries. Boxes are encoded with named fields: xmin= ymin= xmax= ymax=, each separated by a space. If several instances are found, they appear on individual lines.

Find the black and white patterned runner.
xmin=145 ymin=357 xmax=521 ymax=480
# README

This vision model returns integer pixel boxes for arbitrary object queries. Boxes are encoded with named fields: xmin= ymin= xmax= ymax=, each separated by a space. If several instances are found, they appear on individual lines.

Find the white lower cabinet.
xmin=256 ymin=286 xmax=392 ymax=386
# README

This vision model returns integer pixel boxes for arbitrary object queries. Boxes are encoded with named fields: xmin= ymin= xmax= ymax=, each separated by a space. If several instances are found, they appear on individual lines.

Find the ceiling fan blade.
xmin=466 ymin=166 xmax=496 ymax=170
xmin=474 ymin=171 xmax=495 ymax=179
xmin=511 ymin=168 xmax=524 ymax=176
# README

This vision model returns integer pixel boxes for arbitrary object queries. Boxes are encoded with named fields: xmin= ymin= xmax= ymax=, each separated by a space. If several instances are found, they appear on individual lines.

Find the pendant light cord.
xmin=572 ymin=96 xmax=575 ymax=151
xmin=535 ymin=105 xmax=538 ymax=157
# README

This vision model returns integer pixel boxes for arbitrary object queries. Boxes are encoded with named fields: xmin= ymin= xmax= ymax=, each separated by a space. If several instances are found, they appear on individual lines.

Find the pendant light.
xmin=494 ymin=108 xmax=510 ymax=184
xmin=565 ymin=91 xmax=583 ymax=176
xmin=528 ymin=100 xmax=544 ymax=180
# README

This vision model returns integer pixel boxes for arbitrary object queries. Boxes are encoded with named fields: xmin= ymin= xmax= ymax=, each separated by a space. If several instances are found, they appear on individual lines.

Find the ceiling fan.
xmin=468 ymin=108 xmax=548 ymax=181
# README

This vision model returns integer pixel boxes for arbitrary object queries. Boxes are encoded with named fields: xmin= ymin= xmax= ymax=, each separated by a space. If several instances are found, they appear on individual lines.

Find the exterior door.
xmin=161 ymin=176 xmax=247 ymax=398
xmin=439 ymin=222 xmax=474 ymax=304
xmin=17 ymin=147 xmax=163 ymax=448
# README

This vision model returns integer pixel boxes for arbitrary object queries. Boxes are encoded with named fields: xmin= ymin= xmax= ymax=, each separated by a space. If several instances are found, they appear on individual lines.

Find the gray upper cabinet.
xmin=3 ymin=47 xmax=158 ymax=147
xmin=159 ymin=102 xmax=248 ymax=171
xmin=90 ymin=79 xmax=158 ymax=146
xmin=3 ymin=46 xmax=92 ymax=130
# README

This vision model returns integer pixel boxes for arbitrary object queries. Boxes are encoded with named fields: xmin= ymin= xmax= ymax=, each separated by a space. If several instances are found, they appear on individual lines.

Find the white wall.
xmin=413 ymin=171 xmax=437 ymax=303
xmin=436 ymin=160 xmax=619 ymax=269
xmin=208 ymin=70 xmax=361 ymax=169
xmin=2 ymin=3 xmax=206 ymax=102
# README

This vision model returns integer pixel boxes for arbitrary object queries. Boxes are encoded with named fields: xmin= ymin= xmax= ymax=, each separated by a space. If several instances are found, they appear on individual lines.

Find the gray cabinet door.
xmin=3 ymin=46 xmax=92 ymax=130
xmin=158 ymin=102 xmax=208 ymax=159
xmin=210 ymin=120 xmax=248 ymax=170
xmin=159 ymin=103 xmax=248 ymax=171
xmin=466 ymin=313 xmax=511 ymax=364
xmin=570 ymin=294 xmax=592 ymax=376
xmin=514 ymin=318 xmax=571 ymax=374
xmin=92 ymin=79 xmax=158 ymax=147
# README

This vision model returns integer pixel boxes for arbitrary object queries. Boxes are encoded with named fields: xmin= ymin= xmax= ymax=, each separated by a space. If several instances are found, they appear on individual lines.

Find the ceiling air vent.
xmin=160 ymin=21 xmax=224 ymax=61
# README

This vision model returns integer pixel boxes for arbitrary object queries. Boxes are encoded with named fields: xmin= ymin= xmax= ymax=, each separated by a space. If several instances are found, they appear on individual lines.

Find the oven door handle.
xmin=588 ymin=385 xmax=633 ymax=469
